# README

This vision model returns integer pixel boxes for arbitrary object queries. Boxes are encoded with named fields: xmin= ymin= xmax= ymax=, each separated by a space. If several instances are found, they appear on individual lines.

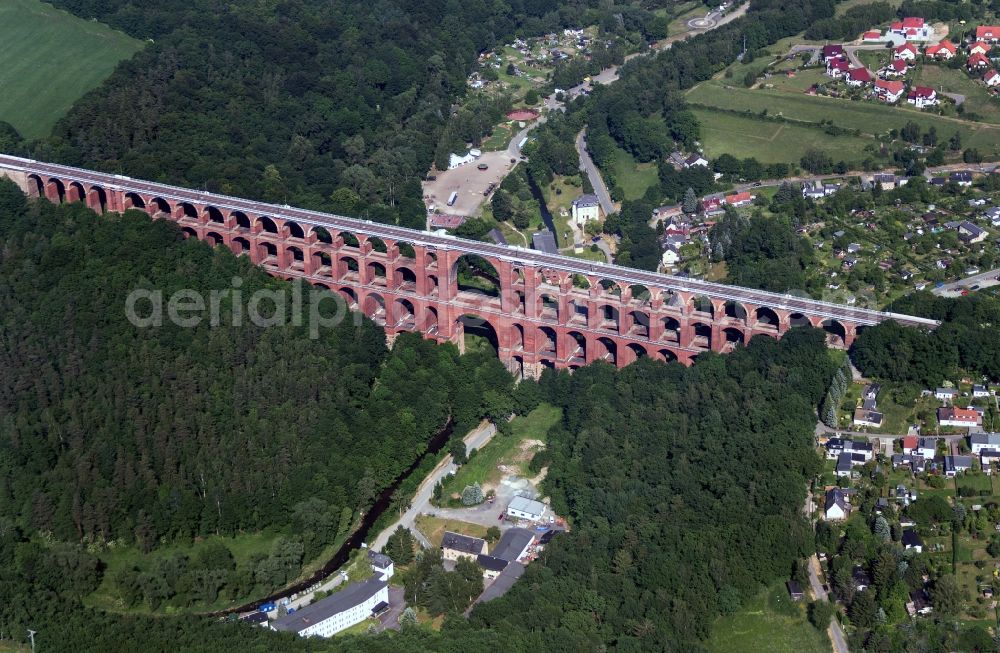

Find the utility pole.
xmin=27 ymin=629 xmax=37 ymax=653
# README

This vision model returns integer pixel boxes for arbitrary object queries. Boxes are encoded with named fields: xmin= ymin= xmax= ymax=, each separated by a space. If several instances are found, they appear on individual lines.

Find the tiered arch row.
xmin=23 ymin=172 xmax=862 ymax=379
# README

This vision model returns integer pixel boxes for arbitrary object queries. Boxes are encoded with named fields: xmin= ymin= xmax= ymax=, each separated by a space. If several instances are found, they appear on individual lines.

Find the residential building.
xmin=907 ymin=86 xmax=938 ymax=108
xmin=724 ymin=191 xmax=753 ymax=207
xmin=476 ymin=554 xmax=509 ymax=581
xmin=944 ymin=455 xmax=974 ymax=476
xmin=827 ymin=58 xmax=851 ymax=78
xmin=902 ymin=529 xmax=924 ymax=552
xmin=506 ymin=496 xmax=546 ymax=521
xmin=901 ymin=435 xmax=918 ymax=454
xmin=987 ymin=206 xmax=1000 ymax=226
xmin=881 ymin=59 xmax=908 ymax=77
xmin=847 ymin=67 xmax=873 ymax=87
xmin=571 ymin=194 xmax=601 ymax=227
xmin=950 ymin=172 xmax=973 ymax=187
xmin=862 ymin=30 xmax=882 ymax=42
xmin=836 ymin=451 xmax=868 ymax=476
xmin=939 ymin=407 xmax=982 ymax=428
xmin=971 ymin=432 xmax=1000 ymax=454
xmin=968 ymin=52 xmax=991 ymax=70
xmin=826 ymin=437 xmax=874 ymax=460
xmin=916 ymin=438 xmax=937 ymax=459
xmin=973 ymin=384 xmax=991 ymax=398
xmin=492 ymin=527 xmax=535 ymax=562
xmin=825 ymin=487 xmax=851 ymax=520
xmin=981 ymin=449 xmax=1000 ymax=473
xmin=958 ymin=221 xmax=988 ymax=244
xmin=985 ymin=69 xmax=1000 ymax=87
xmin=976 ymin=25 xmax=1000 ymax=43
xmin=893 ymin=43 xmax=919 ymax=60
xmin=270 ymin=578 xmax=389 ymax=638
xmin=821 ymin=44 xmax=845 ymax=61
xmin=935 ymin=387 xmax=958 ymax=402
xmin=889 ymin=17 xmax=931 ymax=41
xmin=892 ymin=453 xmax=925 ymax=473
xmin=441 ymin=531 xmax=488 ymax=561
xmin=970 ymin=41 xmax=992 ymax=56
xmin=925 ymin=40 xmax=956 ymax=59
xmin=684 ymin=154 xmax=708 ymax=168
xmin=853 ymin=566 xmax=872 ymax=592
xmin=872 ymin=173 xmax=897 ymax=189
xmin=368 ymin=550 xmax=394 ymax=581
xmin=854 ymin=408 xmax=884 ymax=428
xmin=874 ymin=79 xmax=905 ymax=103
xmin=787 ymin=581 xmax=805 ymax=601
xmin=863 ymin=384 xmax=881 ymax=401
xmin=802 ymin=180 xmax=840 ymax=198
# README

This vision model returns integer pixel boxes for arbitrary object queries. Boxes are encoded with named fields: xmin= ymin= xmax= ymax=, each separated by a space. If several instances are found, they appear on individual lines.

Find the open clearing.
xmin=687 ymin=78 xmax=1000 ymax=161
xmin=0 ymin=0 xmax=144 ymax=140
xmin=707 ymin=582 xmax=831 ymax=653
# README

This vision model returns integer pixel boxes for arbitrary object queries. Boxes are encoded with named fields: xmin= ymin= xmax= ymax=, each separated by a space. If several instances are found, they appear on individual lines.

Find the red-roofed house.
xmin=925 ymin=40 xmax=956 ymax=59
xmin=875 ymin=79 xmax=906 ymax=103
xmin=701 ymin=196 xmax=724 ymax=216
xmin=881 ymin=59 xmax=908 ymax=77
xmin=906 ymin=85 xmax=938 ymax=108
xmin=901 ymin=436 xmax=918 ymax=454
xmin=890 ymin=17 xmax=930 ymax=41
xmin=968 ymin=52 xmax=991 ymax=70
xmin=969 ymin=41 xmax=992 ymax=56
xmin=977 ymin=25 xmax=1000 ymax=43
xmin=894 ymin=43 xmax=919 ymax=60
xmin=938 ymin=407 xmax=982 ymax=428
xmin=862 ymin=30 xmax=882 ymax=42
xmin=822 ymin=44 xmax=845 ymax=61
xmin=986 ymin=69 xmax=1000 ymax=87
xmin=847 ymin=67 xmax=873 ymax=87
xmin=724 ymin=191 xmax=753 ymax=207
xmin=827 ymin=58 xmax=851 ymax=78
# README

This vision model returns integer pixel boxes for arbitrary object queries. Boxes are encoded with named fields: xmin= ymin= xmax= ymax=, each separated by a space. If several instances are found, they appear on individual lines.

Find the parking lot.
xmin=422 ymin=152 xmax=518 ymax=219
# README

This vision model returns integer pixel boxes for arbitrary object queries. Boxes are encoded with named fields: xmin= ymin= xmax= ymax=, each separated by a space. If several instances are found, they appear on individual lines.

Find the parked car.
xmin=477 ymin=163 xmax=488 ymax=170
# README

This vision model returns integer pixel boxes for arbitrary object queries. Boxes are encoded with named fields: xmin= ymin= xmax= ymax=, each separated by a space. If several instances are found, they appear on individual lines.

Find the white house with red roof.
xmin=925 ymin=40 xmax=956 ymax=60
xmin=969 ymin=41 xmax=992 ymax=56
xmin=875 ymin=79 xmax=906 ymax=103
xmin=822 ymin=44 xmax=845 ymax=62
xmin=907 ymin=86 xmax=938 ymax=108
xmin=862 ymin=30 xmax=883 ymax=42
xmin=847 ymin=67 xmax=873 ymax=87
xmin=968 ymin=52 xmax=991 ymax=71
xmin=893 ymin=43 xmax=919 ymax=60
xmin=724 ymin=191 xmax=754 ymax=207
xmin=827 ymin=58 xmax=851 ymax=78
xmin=976 ymin=25 xmax=1000 ymax=43
xmin=889 ymin=17 xmax=931 ymax=41
xmin=985 ymin=69 xmax=1000 ymax=87
xmin=880 ymin=59 xmax=908 ymax=77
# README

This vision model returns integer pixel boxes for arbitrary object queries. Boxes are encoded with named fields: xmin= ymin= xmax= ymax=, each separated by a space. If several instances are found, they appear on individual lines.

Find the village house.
xmin=950 ymin=171 xmax=973 ymax=187
xmin=724 ymin=191 xmax=753 ymax=207
xmin=854 ymin=407 xmax=884 ymax=428
xmin=847 ymin=67 xmax=873 ymax=87
xmin=570 ymin=194 xmax=601 ymax=227
xmin=893 ymin=43 xmax=919 ymax=61
xmin=827 ymin=58 xmax=851 ymax=78
xmin=916 ymin=437 xmax=938 ymax=459
xmin=985 ymin=69 xmax=1000 ymax=87
xmin=506 ymin=496 xmax=546 ymax=521
xmin=890 ymin=17 xmax=931 ymax=41
xmin=863 ymin=30 xmax=883 ymax=42
xmin=958 ymin=221 xmax=988 ymax=244
xmin=368 ymin=551 xmax=394 ymax=581
xmin=826 ymin=437 xmax=874 ymax=460
xmin=907 ymin=86 xmax=938 ymax=108
xmin=971 ymin=433 xmax=1000 ymax=454
xmin=970 ymin=41 xmax=992 ymax=57
xmin=977 ymin=25 xmax=1000 ymax=43
xmin=938 ymin=406 xmax=982 ymax=428
xmin=872 ymin=173 xmax=897 ymax=190
xmin=684 ymin=154 xmax=708 ymax=168
xmin=968 ymin=52 xmax=991 ymax=71
xmin=901 ymin=435 xmax=918 ymax=454
xmin=902 ymin=529 xmax=925 ymax=552
xmin=825 ymin=487 xmax=852 ymax=520
xmin=935 ymin=387 xmax=958 ymax=402
xmin=880 ymin=59 xmax=908 ymax=77
xmin=925 ymin=40 xmax=956 ymax=59
xmin=981 ymin=449 xmax=1000 ymax=474
xmin=441 ymin=531 xmax=488 ymax=562
xmin=973 ymin=384 xmax=992 ymax=398
xmin=944 ymin=455 xmax=974 ymax=477
xmin=987 ymin=207 xmax=1000 ymax=226
xmin=476 ymin=554 xmax=508 ymax=581
xmin=822 ymin=44 xmax=845 ymax=61
xmin=787 ymin=581 xmax=805 ymax=601
xmin=874 ymin=78 xmax=906 ymax=103
xmin=853 ymin=566 xmax=873 ymax=592
xmin=271 ymin=578 xmax=389 ymax=638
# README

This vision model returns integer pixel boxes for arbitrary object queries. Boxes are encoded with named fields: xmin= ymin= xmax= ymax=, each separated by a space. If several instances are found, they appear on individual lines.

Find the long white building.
xmin=270 ymin=578 xmax=388 ymax=638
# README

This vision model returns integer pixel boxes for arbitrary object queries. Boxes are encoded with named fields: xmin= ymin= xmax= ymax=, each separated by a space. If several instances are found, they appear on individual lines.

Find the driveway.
xmin=373 ymin=586 xmax=406 ymax=632
xmin=808 ymin=555 xmax=849 ymax=653
xmin=369 ymin=421 xmax=497 ymax=552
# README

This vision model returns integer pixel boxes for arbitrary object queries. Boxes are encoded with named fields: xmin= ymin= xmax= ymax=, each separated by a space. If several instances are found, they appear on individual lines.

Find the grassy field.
xmin=706 ymin=582 xmax=831 ymax=653
xmin=690 ymin=107 xmax=875 ymax=163
xmin=440 ymin=403 xmax=561 ymax=500
xmin=913 ymin=64 xmax=1000 ymax=125
xmin=414 ymin=515 xmax=490 ymax=548
xmin=0 ymin=0 xmax=144 ymax=140
xmin=610 ymin=147 xmax=659 ymax=200
xmin=687 ymin=79 xmax=1000 ymax=159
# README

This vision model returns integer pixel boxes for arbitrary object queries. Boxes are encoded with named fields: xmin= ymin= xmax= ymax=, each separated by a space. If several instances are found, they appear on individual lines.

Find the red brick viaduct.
xmin=0 ymin=154 xmax=938 ymax=378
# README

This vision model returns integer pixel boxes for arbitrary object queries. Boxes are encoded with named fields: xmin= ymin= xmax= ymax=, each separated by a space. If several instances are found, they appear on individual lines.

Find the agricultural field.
xmin=706 ymin=581 xmax=831 ymax=653
xmin=0 ymin=0 xmax=144 ymax=140
xmin=687 ymin=80 xmax=1000 ymax=161
xmin=689 ymin=107 xmax=875 ymax=163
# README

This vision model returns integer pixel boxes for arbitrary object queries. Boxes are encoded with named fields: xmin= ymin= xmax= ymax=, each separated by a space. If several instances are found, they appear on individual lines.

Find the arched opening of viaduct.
xmin=4 ymin=158 xmax=927 ymax=380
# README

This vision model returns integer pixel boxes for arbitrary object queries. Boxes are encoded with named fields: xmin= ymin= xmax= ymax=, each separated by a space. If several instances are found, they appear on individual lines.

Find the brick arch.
xmin=67 ymin=181 xmax=86 ymax=203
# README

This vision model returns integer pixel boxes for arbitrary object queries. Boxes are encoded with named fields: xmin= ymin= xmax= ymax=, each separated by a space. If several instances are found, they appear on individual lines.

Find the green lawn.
xmin=610 ymin=147 xmax=659 ymax=200
xmin=687 ymin=79 xmax=1000 ymax=159
xmin=707 ymin=582 xmax=832 ymax=653
xmin=0 ymin=0 xmax=144 ymax=139
xmin=913 ymin=64 xmax=1000 ymax=125
xmin=690 ymin=107 xmax=875 ymax=164
xmin=440 ymin=403 xmax=561 ymax=501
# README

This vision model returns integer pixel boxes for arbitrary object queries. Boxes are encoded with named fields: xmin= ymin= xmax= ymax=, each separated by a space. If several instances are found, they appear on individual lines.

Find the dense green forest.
xmin=0 ymin=179 xmax=515 ymax=606
xmin=852 ymin=292 xmax=1000 ymax=385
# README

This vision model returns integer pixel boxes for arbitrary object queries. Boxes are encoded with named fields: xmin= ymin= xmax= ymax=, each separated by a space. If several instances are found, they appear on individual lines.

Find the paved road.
xmin=576 ymin=128 xmax=615 ymax=216
xmin=369 ymin=421 xmax=497 ymax=552
xmin=932 ymin=267 xmax=1000 ymax=297
xmin=807 ymin=555 xmax=850 ymax=653
xmin=814 ymin=422 xmax=967 ymax=442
